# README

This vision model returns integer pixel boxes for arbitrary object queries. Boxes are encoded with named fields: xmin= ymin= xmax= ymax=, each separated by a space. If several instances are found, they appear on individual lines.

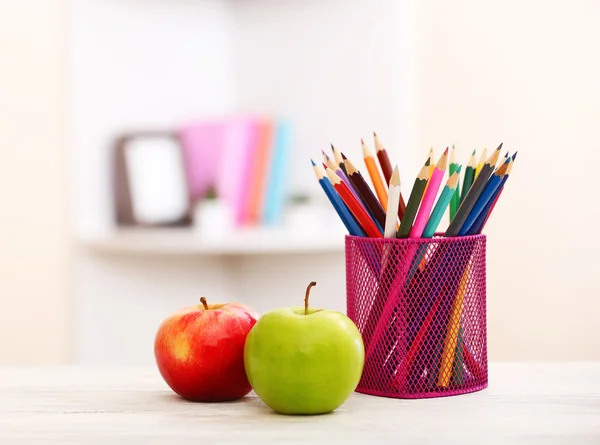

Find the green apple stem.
xmin=200 ymin=297 xmax=209 ymax=310
xmin=304 ymin=281 xmax=317 ymax=315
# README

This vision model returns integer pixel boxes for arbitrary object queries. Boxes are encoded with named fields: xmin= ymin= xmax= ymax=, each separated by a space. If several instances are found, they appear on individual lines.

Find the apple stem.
xmin=304 ymin=281 xmax=317 ymax=315
xmin=200 ymin=297 xmax=209 ymax=311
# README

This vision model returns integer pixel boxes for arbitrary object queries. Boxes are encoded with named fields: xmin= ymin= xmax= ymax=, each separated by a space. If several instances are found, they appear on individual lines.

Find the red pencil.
xmin=326 ymin=168 xmax=383 ymax=238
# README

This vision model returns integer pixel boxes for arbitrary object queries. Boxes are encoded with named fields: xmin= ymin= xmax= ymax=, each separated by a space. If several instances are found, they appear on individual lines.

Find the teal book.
xmin=262 ymin=120 xmax=293 ymax=225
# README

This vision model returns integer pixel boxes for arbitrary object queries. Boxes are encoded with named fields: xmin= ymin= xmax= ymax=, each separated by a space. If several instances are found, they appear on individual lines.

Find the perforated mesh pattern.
xmin=346 ymin=234 xmax=488 ymax=399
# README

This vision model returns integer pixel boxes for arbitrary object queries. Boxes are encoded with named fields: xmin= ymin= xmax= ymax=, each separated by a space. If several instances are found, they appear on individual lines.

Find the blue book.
xmin=263 ymin=120 xmax=293 ymax=225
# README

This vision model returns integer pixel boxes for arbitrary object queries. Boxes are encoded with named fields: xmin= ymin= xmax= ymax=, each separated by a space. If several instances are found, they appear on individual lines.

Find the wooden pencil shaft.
xmin=376 ymin=150 xmax=394 ymax=185
xmin=460 ymin=166 xmax=475 ymax=204
xmin=384 ymin=184 xmax=401 ymax=238
xmin=445 ymin=163 xmax=494 ymax=236
xmin=472 ymin=174 xmax=510 ymax=233
xmin=345 ymin=164 xmax=387 ymax=229
xmin=318 ymin=177 xmax=364 ymax=236
xmin=330 ymin=176 xmax=382 ymax=238
xmin=397 ymin=178 xmax=427 ymax=238
xmin=422 ymin=186 xmax=453 ymax=237
xmin=458 ymin=176 xmax=503 ymax=235
xmin=364 ymin=155 xmax=388 ymax=209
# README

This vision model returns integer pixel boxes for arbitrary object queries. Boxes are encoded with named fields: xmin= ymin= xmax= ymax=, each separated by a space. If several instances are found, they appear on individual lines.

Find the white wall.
xmin=232 ymin=0 xmax=418 ymax=194
xmin=71 ymin=0 xmax=416 ymax=365
xmin=414 ymin=0 xmax=600 ymax=359
xmin=0 ymin=0 xmax=70 ymax=363
xmin=70 ymin=0 xmax=235 ymax=237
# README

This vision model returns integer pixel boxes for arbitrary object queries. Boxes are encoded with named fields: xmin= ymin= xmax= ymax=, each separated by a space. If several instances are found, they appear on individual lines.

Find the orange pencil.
xmin=326 ymin=168 xmax=383 ymax=238
xmin=361 ymin=138 xmax=388 ymax=209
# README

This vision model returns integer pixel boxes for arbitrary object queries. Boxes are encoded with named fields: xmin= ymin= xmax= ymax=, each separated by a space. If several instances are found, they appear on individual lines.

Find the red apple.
xmin=154 ymin=297 xmax=258 ymax=402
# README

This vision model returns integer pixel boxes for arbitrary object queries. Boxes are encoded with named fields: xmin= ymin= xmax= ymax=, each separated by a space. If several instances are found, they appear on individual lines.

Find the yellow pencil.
xmin=474 ymin=147 xmax=488 ymax=180
xmin=437 ymin=262 xmax=471 ymax=387
xmin=422 ymin=147 xmax=434 ymax=195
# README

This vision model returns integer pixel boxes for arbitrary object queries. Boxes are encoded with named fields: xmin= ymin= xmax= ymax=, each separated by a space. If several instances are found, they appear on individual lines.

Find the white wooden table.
xmin=0 ymin=363 xmax=599 ymax=444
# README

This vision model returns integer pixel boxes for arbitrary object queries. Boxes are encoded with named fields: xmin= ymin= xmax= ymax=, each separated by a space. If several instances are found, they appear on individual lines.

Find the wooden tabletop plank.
xmin=0 ymin=363 xmax=599 ymax=444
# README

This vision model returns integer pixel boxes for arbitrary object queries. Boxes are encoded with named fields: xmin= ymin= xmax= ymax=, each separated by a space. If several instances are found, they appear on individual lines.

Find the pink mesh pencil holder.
xmin=345 ymin=234 xmax=488 ymax=399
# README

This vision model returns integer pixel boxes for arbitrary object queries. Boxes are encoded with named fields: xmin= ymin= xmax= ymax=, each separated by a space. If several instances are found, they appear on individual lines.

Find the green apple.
xmin=244 ymin=281 xmax=364 ymax=415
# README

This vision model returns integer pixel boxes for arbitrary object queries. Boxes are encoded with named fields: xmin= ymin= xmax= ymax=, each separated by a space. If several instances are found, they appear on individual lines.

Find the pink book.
xmin=216 ymin=116 xmax=259 ymax=226
xmin=179 ymin=120 xmax=225 ymax=203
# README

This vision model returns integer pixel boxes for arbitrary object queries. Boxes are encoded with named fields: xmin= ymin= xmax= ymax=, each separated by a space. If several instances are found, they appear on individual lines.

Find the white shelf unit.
xmin=69 ymin=0 xmax=416 ymax=365
xmin=78 ymin=227 xmax=345 ymax=256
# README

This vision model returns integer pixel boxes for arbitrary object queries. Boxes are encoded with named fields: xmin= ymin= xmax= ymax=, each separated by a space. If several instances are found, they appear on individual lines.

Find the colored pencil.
xmin=331 ymin=144 xmax=348 ymax=177
xmin=473 ymin=153 xmax=516 ymax=233
xmin=343 ymin=154 xmax=387 ymax=231
xmin=373 ymin=133 xmax=393 ymax=185
xmin=362 ymin=138 xmax=389 ymax=209
xmin=448 ymin=145 xmax=461 ymax=221
xmin=437 ymin=262 xmax=471 ymax=387
xmin=423 ymin=147 xmax=435 ymax=195
xmin=405 ymin=167 xmax=461 ymax=281
xmin=374 ymin=133 xmax=407 ymax=219
xmin=326 ymin=168 xmax=383 ymax=238
xmin=392 ymin=294 xmax=443 ymax=389
xmin=324 ymin=157 xmax=362 ymax=203
xmin=409 ymin=148 xmax=449 ymax=238
xmin=311 ymin=160 xmax=365 ymax=237
xmin=460 ymin=150 xmax=477 ymax=205
xmin=445 ymin=143 xmax=502 ymax=237
xmin=458 ymin=158 xmax=511 ymax=236
xmin=396 ymin=163 xmax=429 ymax=238
xmin=474 ymin=147 xmax=488 ymax=180
xmin=384 ymin=166 xmax=401 ymax=238
xmin=422 ymin=167 xmax=461 ymax=238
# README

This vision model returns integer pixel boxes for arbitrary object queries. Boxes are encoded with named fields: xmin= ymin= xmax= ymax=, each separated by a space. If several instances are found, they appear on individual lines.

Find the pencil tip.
xmin=330 ymin=143 xmax=334 ymax=150
xmin=322 ymin=162 xmax=328 ymax=169
xmin=497 ymin=142 xmax=503 ymax=150
xmin=456 ymin=165 xmax=462 ymax=173
xmin=512 ymin=151 xmax=518 ymax=161
xmin=310 ymin=158 xmax=316 ymax=166
xmin=373 ymin=131 xmax=377 ymax=137
xmin=472 ymin=149 xmax=476 ymax=155
xmin=321 ymin=149 xmax=329 ymax=160
xmin=361 ymin=138 xmax=365 ymax=145
xmin=444 ymin=147 xmax=449 ymax=154
xmin=341 ymin=152 xmax=348 ymax=160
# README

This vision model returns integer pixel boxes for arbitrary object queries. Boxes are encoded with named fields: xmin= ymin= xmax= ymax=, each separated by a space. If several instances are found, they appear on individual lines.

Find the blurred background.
xmin=1 ymin=0 xmax=598 ymax=365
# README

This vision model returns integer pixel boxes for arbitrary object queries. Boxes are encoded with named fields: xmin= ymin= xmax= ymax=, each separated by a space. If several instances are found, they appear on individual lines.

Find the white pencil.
xmin=384 ymin=166 xmax=401 ymax=238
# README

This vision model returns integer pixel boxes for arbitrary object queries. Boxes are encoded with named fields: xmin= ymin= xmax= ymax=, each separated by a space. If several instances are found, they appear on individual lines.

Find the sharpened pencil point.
xmin=321 ymin=149 xmax=330 ymax=160
xmin=444 ymin=147 xmax=449 ymax=154
xmin=310 ymin=158 xmax=316 ymax=166
xmin=472 ymin=149 xmax=476 ymax=155
xmin=390 ymin=166 xmax=401 ymax=187
xmin=373 ymin=131 xmax=377 ymax=137
xmin=497 ymin=142 xmax=503 ymax=150
xmin=341 ymin=152 xmax=348 ymax=160
xmin=360 ymin=138 xmax=365 ymax=145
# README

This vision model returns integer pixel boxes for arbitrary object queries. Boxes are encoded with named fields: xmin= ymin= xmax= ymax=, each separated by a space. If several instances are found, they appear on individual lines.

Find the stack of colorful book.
xmin=180 ymin=115 xmax=293 ymax=227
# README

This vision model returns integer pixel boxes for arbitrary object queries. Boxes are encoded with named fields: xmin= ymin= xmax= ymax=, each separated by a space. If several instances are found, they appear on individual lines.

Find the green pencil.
xmin=423 ymin=167 xmax=462 ymax=238
xmin=459 ymin=150 xmax=477 ymax=205
xmin=396 ymin=163 xmax=429 ymax=238
xmin=448 ymin=145 xmax=461 ymax=221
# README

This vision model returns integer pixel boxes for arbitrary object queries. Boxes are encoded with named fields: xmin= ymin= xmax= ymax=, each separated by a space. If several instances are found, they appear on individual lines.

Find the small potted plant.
xmin=192 ymin=185 xmax=234 ymax=235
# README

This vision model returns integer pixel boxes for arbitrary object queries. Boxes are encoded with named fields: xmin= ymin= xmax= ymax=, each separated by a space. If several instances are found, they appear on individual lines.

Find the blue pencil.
xmin=458 ymin=157 xmax=511 ymax=236
xmin=469 ymin=153 xmax=516 ymax=234
xmin=311 ymin=160 xmax=365 ymax=236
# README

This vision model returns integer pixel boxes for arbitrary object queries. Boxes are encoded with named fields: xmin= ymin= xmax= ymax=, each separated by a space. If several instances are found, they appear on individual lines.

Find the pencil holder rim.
xmin=344 ymin=233 xmax=486 ymax=245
